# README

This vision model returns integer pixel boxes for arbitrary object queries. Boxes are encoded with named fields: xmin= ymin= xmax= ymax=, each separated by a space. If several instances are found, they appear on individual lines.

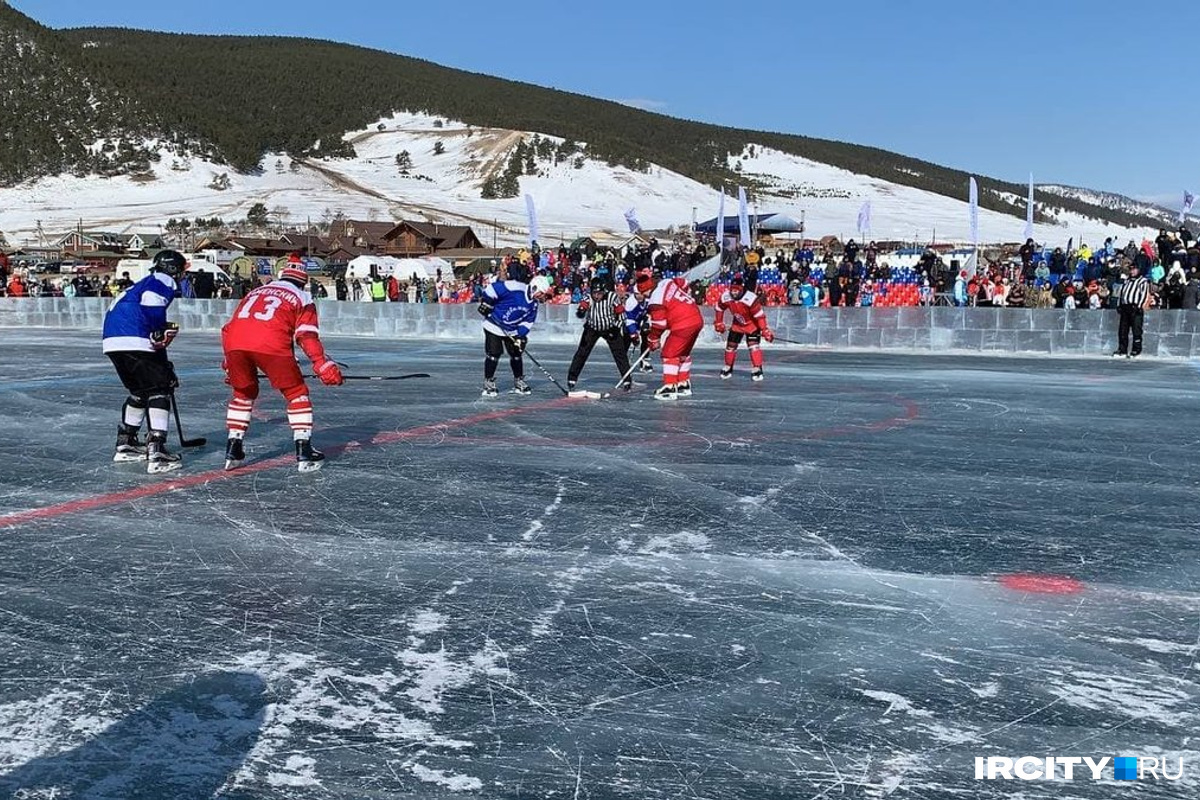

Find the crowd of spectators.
xmin=4 ymin=225 xmax=1200 ymax=311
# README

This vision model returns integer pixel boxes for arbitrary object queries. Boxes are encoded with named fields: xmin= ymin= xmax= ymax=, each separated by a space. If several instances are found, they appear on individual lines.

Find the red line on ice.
xmin=0 ymin=397 xmax=575 ymax=529
xmin=997 ymin=573 xmax=1085 ymax=595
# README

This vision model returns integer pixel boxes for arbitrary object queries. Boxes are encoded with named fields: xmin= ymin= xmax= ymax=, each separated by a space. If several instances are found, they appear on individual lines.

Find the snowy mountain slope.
xmin=0 ymin=113 xmax=1159 ymax=249
xmin=1039 ymin=185 xmax=1179 ymax=230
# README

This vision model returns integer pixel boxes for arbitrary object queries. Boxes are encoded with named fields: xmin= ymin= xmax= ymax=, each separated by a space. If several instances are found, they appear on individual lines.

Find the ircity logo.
xmin=974 ymin=756 xmax=1184 ymax=782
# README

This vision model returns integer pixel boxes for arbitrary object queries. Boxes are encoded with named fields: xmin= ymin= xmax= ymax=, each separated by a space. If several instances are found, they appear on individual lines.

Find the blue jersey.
xmin=482 ymin=280 xmax=538 ymax=338
xmin=622 ymin=295 xmax=648 ymax=335
xmin=102 ymin=272 xmax=177 ymax=353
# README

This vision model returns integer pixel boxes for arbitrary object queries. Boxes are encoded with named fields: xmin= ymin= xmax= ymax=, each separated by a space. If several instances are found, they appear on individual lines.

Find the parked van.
xmin=114 ymin=252 xmax=233 ymax=284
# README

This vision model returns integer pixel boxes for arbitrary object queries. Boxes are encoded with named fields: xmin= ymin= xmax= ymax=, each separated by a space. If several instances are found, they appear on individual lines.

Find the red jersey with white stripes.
xmin=715 ymin=289 xmax=768 ymax=335
xmin=648 ymin=277 xmax=703 ymax=335
xmin=222 ymin=280 xmax=320 ymax=356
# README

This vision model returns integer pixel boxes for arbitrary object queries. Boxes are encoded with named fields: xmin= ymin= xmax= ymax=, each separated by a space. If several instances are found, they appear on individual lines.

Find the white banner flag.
xmin=1181 ymin=191 xmax=1195 ymax=223
xmin=624 ymin=208 xmax=642 ymax=234
xmin=968 ymin=177 xmax=979 ymax=246
xmin=524 ymin=194 xmax=539 ymax=245
xmin=715 ymin=188 xmax=726 ymax=251
xmin=737 ymin=186 xmax=751 ymax=247
xmin=1024 ymin=173 xmax=1034 ymax=241
xmin=856 ymin=201 xmax=872 ymax=236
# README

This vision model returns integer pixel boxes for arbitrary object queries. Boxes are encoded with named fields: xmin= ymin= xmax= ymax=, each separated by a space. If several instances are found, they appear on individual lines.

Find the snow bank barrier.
xmin=3 ymin=298 xmax=1200 ymax=358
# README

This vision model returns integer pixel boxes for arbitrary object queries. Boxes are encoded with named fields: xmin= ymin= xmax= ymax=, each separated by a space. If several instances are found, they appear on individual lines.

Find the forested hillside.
xmin=0 ymin=3 xmax=1172 ymax=231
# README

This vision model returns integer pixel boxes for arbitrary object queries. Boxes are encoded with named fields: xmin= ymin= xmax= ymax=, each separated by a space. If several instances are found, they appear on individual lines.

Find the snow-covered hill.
xmin=0 ymin=113 xmax=1160 ymax=249
xmin=1039 ymin=185 xmax=1177 ymax=230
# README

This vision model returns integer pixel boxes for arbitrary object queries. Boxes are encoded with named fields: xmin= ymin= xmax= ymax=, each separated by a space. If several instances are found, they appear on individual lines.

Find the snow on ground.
xmin=0 ymin=111 xmax=1156 ymax=248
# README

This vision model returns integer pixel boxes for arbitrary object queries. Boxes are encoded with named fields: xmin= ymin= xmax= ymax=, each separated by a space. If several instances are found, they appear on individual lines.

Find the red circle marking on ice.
xmin=998 ymin=573 xmax=1085 ymax=595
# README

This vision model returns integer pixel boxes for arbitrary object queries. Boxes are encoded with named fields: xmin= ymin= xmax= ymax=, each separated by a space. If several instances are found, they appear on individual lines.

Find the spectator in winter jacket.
xmin=1019 ymin=239 xmax=1036 ymax=271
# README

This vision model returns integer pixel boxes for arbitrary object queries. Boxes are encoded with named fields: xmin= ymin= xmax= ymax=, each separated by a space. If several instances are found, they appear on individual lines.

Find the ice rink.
xmin=1 ymin=330 xmax=1198 ymax=799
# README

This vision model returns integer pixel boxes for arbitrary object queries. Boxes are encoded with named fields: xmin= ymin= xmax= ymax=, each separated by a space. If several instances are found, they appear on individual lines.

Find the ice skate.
xmin=145 ymin=433 xmax=182 ymax=475
xmin=719 ymin=366 xmax=733 ymax=380
xmin=751 ymin=368 xmax=764 ymax=382
xmin=513 ymin=377 xmax=532 ymax=395
xmin=224 ymin=437 xmax=245 ymax=471
xmin=653 ymin=384 xmax=678 ymax=401
xmin=113 ymin=426 xmax=146 ymax=462
xmin=481 ymin=378 xmax=498 ymax=398
xmin=639 ymin=360 xmax=654 ymax=373
xmin=296 ymin=438 xmax=325 ymax=473
xmin=676 ymin=381 xmax=692 ymax=397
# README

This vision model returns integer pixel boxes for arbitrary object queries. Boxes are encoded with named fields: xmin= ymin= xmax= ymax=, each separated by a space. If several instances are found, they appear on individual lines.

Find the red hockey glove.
xmin=221 ymin=359 xmax=231 ymax=385
xmin=647 ymin=336 xmax=660 ymax=352
xmin=762 ymin=328 xmax=775 ymax=343
xmin=713 ymin=321 xmax=727 ymax=335
xmin=578 ymin=299 xmax=590 ymax=311
xmin=150 ymin=322 xmax=179 ymax=350
xmin=314 ymin=358 xmax=344 ymax=386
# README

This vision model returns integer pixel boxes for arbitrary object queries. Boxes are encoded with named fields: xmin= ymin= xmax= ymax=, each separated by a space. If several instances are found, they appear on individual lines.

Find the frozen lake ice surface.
xmin=0 ymin=330 xmax=1197 ymax=798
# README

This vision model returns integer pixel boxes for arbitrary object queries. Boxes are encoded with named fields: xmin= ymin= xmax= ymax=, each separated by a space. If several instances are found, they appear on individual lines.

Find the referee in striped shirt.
xmin=1114 ymin=262 xmax=1151 ymax=358
xmin=567 ymin=279 xmax=633 ymax=390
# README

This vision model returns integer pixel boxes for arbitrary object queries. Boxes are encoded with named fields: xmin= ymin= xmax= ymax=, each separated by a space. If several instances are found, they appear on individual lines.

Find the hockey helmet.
xmin=152 ymin=249 xmax=187 ymax=278
xmin=729 ymin=275 xmax=746 ymax=297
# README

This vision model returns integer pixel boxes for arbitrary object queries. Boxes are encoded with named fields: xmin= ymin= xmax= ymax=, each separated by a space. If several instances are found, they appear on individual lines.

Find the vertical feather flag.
xmin=716 ymin=188 xmax=726 ymax=254
xmin=1181 ymin=191 xmax=1195 ymax=224
xmin=1024 ymin=174 xmax=1035 ymax=241
xmin=968 ymin=177 xmax=979 ymax=247
xmin=856 ymin=201 xmax=872 ymax=236
xmin=524 ymin=194 xmax=539 ymax=245
xmin=737 ymin=186 xmax=751 ymax=247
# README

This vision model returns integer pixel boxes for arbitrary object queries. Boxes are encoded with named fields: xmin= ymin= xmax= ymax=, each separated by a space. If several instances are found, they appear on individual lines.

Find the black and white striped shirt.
xmin=578 ymin=292 xmax=623 ymax=330
xmin=1118 ymin=275 xmax=1150 ymax=309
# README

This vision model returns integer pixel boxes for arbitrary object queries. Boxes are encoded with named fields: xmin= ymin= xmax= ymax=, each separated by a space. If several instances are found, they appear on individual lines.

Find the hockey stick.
xmin=308 ymin=373 xmax=432 ymax=381
xmin=169 ymin=392 xmax=207 ymax=448
xmin=575 ymin=347 xmax=653 ymax=400
xmin=520 ymin=347 xmax=572 ymax=396
xmin=504 ymin=334 xmax=571 ymax=396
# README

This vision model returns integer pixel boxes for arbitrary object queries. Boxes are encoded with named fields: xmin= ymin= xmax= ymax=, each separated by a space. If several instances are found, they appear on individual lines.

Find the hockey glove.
xmin=513 ymin=336 xmax=528 ymax=353
xmin=220 ymin=359 xmax=231 ymax=385
xmin=578 ymin=299 xmax=590 ymax=311
xmin=150 ymin=322 xmax=180 ymax=350
xmin=713 ymin=321 xmax=727 ymax=334
xmin=314 ymin=358 xmax=344 ymax=386
xmin=762 ymin=328 xmax=775 ymax=343
xmin=477 ymin=301 xmax=495 ymax=318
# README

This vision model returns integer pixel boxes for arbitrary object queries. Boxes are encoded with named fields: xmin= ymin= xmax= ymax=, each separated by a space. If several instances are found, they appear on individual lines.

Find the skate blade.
xmin=224 ymin=459 xmax=244 ymax=472
xmin=113 ymin=452 xmax=146 ymax=463
xmin=147 ymin=461 xmax=183 ymax=475
xmin=297 ymin=460 xmax=324 ymax=473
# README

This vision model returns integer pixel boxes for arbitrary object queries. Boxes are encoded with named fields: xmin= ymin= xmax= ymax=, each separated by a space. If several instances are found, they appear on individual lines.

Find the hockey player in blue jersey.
xmin=101 ymin=249 xmax=186 ymax=473
xmin=622 ymin=273 xmax=654 ymax=373
xmin=477 ymin=262 xmax=545 ymax=397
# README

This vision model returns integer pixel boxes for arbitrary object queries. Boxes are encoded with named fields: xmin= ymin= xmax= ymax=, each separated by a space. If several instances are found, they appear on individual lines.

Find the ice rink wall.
xmin=3 ymin=298 xmax=1199 ymax=358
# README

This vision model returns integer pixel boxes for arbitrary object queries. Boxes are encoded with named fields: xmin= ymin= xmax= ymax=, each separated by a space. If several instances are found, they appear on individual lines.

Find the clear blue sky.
xmin=11 ymin=0 xmax=1194 ymax=204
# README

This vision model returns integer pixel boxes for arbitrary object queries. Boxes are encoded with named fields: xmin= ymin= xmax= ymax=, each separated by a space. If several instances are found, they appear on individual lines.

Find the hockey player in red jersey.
xmin=221 ymin=257 xmax=344 ymax=472
xmin=639 ymin=270 xmax=704 ymax=400
xmin=714 ymin=276 xmax=775 ymax=381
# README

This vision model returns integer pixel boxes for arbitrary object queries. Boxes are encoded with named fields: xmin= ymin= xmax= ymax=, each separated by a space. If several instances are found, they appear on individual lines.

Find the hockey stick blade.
xmin=567 ymin=390 xmax=604 ymax=399
xmin=181 ymin=437 xmax=207 ymax=448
